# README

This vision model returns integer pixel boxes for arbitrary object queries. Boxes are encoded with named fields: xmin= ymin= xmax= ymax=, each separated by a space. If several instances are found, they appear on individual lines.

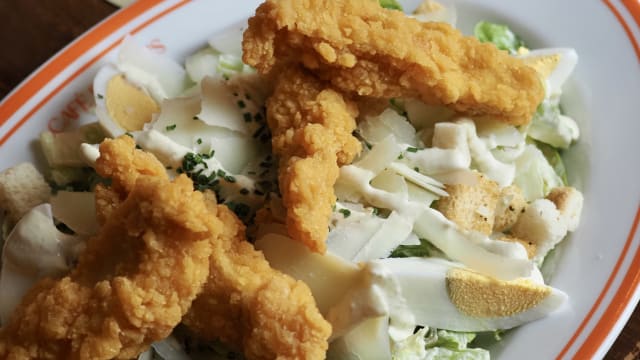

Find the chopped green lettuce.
xmin=426 ymin=329 xmax=476 ymax=350
xmin=379 ymin=0 xmax=403 ymax=11
xmin=390 ymin=238 xmax=443 ymax=258
xmin=535 ymin=141 xmax=569 ymax=185
xmin=528 ymin=101 xmax=579 ymax=149
xmin=423 ymin=347 xmax=490 ymax=360
xmin=393 ymin=328 xmax=490 ymax=360
xmin=40 ymin=122 xmax=106 ymax=167
xmin=513 ymin=144 xmax=564 ymax=201
xmin=474 ymin=21 xmax=524 ymax=54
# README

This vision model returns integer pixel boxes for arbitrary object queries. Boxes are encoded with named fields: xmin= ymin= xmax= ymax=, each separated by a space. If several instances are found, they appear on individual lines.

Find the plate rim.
xmin=0 ymin=1 xmax=638 ymax=359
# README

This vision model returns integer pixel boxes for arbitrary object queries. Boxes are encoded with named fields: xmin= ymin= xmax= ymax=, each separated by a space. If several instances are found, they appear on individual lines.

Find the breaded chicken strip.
xmin=0 ymin=137 xmax=218 ymax=359
xmin=183 ymin=204 xmax=331 ymax=360
xmin=266 ymin=67 xmax=361 ymax=253
xmin=243 ymin=0 xmax=544 ymax=125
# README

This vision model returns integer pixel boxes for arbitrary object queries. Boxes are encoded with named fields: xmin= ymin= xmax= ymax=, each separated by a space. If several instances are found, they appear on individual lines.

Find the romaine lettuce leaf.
xmin=423 ymin=347 xmax=490 ymax=360
xmin=474 ymin=21 xmax=524 ymax=54
xmin=534 ymin=141 xmax=568 ymax=185
xmin=528 ymin=101 xmax=579 ymax=149
xmin=379 ymin=0 xmax=403 ymax=11
xmin=393 ymin=328 xmax=490 ymax=360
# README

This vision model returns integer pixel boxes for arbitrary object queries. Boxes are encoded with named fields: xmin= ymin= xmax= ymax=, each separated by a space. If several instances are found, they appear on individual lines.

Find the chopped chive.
xmin=339 ymin=208 xmax=351 ymax=218
xmin=97 ymin=94 xmax=104 ymax=99
xmin=165 ymin=124 xmax=177 ymax=131
xmin=406 ymin=146 xmax=418 ymax=153
xmin=224 ymin=175 xmax=236 ymax=183
xmin=196 ymin=138 xmax=202 ymax=145
xmin=397 ymin=153 xmax=404 ymax=160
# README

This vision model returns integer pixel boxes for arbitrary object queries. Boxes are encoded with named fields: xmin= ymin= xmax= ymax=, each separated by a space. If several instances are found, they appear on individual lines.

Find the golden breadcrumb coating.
xmin=0 ymin=136 xmax=218 ymax=359
xmin=183 ymin=205 xmax=331 ymax=360
xmin=243 ymin=0 xmax=544 ymax=125
xmin=266 ymin=67 xmax=360 ymax=253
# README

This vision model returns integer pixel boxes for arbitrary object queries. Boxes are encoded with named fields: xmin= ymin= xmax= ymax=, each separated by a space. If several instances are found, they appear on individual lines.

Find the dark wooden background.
xmin=0 ymin=1 xmax=637 ymax=358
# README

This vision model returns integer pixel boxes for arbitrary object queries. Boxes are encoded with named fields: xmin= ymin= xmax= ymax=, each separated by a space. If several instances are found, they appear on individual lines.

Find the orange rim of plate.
xmin=0 ymin=0 xmax=191 ymax=146
xmin=0 ymin=1 xmax=638 ymax=359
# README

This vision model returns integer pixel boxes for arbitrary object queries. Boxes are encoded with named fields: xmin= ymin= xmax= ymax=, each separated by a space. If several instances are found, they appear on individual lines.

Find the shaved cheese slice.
xmin=0 ymin=204 xmax=85 ymax=324
xmin=255 ymin=233 xmax=360 ymax=314
xmin=197 ymin=77 xmax=249 ymax=134
xmin=50 ymin=191 xmax=98 ymax=236
xmin=327 ymin=316 xmax=392 ymax=360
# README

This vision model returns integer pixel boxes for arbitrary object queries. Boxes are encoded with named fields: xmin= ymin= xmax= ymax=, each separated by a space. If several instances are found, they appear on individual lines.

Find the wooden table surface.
xmin=0 ymin=1 xmax=638 ymax=359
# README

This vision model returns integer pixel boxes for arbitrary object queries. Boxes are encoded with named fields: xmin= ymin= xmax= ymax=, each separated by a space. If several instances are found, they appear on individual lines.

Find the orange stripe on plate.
xmin=603 ymin=0 xmax=640 ymax=61
xmin=0 ymin=0 xmax=162 ymax=128
xmin=0 ymin=0 xmax=190 ymax=148
xmin=573 ymin=206 xmax=640 ymax=359
xmin=555 ymin=206 xmax=640 ymax=360
xmin=622 ymin=0 xmax=640 ymax=33
xmin=556 ymin=2 xmax=640 ymax=357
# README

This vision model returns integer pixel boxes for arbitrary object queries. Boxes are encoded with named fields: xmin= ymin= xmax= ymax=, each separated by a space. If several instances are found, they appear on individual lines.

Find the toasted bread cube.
xmin=0 ymin=163 xmax=51 ymax=225
xmin=498 ymin=234 xmax=536 ymax=259
xmin=493 ymin=185 xmax=527 ymax=232
xmin=546 ymin=186 xmax=583 ymax=232
xmin=510 ymin=198 xmax=568 ymax=262
xmin=436 ymin=172 xmax=499 ymax=234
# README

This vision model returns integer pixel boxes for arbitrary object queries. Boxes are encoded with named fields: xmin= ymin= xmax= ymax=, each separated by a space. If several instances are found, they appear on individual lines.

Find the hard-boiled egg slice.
xmin=374 ymin=257 xmax=567 ymax=332
xmin=94 ymin=64 xmax=159 ymax=137
xmin=116 ymin=37 xmax=188 ymax=102
xmin=520 ymin=48 xmax=578 ymax=98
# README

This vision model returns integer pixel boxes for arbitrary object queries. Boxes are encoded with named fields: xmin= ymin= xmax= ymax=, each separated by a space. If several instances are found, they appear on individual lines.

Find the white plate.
xmin=0 ymin=1 xmax=638 ymax=359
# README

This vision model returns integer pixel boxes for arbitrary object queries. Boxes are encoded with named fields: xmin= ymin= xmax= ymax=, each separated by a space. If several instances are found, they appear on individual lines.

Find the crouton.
xmin=436 ymin=172 xmax=500 ymax=234
xmin=546 ymin=186 xmax=583 ymax=232
xmin=0 ymin=163 xmax=51 ymax=225
xmin=497 ymin=234 xmax=536 ymax=259
xmin=510 ymin=199 xmax=568 ymax=262
xmin=493 ymin=185 xmax=527 ymax=232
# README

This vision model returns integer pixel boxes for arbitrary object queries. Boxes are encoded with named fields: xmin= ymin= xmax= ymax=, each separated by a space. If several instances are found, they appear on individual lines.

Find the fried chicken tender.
xmin=266 ymin=67 xmax=360 ymax=253
xmin=243 ymin=0 xmax=545 ymax=125
xmin=183 ymin=204 xmax=331 ymax=360
xmin=0 ymin=136 xmax=219 ymax=359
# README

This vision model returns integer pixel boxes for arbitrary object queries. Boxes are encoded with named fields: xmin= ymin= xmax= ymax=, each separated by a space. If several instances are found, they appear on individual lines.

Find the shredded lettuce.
xmin=379 ymin=0 xmax=403 ymax=11
xmin=393 ymin=328 xmax=490 ymax=360
xmin=528 ymin=101 xmax=579 ymax=149
xmin=534 ymin=141 xmax=568 ymax=185
xmin=474 ymin=21 xmax=524 ymax=54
